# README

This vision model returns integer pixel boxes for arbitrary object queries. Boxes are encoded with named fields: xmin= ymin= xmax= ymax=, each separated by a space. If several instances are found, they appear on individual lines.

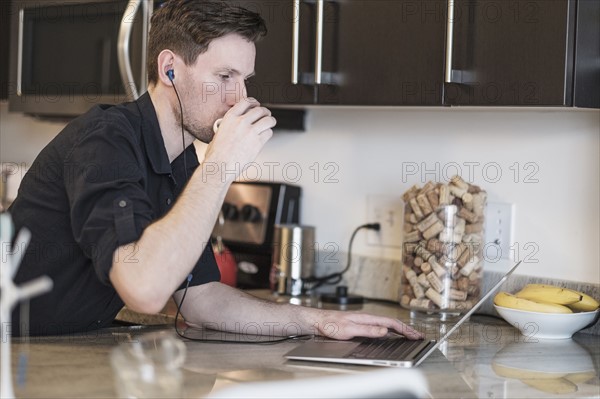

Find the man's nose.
xmin=224 ymin=81 xmax=247 ymax=107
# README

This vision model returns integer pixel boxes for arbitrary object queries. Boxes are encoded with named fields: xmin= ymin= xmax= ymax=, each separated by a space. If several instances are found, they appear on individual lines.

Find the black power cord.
xmin=305 ymin=223 xmax=381 ymax=290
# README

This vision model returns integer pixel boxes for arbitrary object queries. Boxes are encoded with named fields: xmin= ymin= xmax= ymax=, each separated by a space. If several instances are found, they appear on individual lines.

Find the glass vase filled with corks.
xmin=400 ymin=175 xmax=487 ymax=317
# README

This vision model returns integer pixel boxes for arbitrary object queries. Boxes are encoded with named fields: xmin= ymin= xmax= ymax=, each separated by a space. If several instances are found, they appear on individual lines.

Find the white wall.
xmin=0 ymin=102 xmax=65 ymax=163
xmin=253 ymin=107 xmax=600 ymax=283
xmin=1 ymin=101 xmax=599 ymax=283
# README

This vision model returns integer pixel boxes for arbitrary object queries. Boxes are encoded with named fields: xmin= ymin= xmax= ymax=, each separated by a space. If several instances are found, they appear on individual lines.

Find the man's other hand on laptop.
xmin=311 ymin=311 xmax=424 ymax=340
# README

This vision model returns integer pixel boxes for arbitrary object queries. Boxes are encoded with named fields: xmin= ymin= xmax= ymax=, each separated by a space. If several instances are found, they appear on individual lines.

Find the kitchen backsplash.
xmin=314 ymin=251 xmax=600 ymax=336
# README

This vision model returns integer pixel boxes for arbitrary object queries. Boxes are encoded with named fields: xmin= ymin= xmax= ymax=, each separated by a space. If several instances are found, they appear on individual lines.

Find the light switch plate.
xmin=484 ymin=202 xmax=514 ymax=260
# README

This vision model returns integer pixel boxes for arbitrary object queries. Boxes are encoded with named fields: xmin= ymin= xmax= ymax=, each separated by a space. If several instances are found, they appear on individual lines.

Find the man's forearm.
xmin=174 ymin=282 xmax=426 ymax=341
xmin=174 ymin=282 xmax=323 ymax=337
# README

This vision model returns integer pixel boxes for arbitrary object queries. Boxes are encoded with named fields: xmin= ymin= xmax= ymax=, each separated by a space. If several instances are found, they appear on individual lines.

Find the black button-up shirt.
xmin=9 ymin=92 xmax=220 ymax=336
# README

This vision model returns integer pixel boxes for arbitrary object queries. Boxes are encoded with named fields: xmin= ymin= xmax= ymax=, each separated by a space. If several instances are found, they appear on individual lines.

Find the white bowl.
xmin=494 ymin=305 xmax=600 ymax=340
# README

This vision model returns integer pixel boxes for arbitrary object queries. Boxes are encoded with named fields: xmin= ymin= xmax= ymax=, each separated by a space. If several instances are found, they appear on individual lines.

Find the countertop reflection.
xmin=10 ymin=292 xmax=600 ymax=398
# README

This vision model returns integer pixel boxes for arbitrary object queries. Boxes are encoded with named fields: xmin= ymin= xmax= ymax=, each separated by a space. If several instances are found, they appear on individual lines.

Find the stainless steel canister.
xmin=270 ymin=224 xmax=315 ymax=296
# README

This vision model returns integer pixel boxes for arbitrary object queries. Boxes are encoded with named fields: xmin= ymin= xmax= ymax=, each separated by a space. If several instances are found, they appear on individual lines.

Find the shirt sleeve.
xmin=64 ymin=115 xmax=154 ymax=286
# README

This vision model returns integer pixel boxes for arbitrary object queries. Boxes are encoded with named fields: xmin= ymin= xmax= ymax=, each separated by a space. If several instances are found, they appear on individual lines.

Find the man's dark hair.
xmin=147 ymin=0 xmax=267 ymax=85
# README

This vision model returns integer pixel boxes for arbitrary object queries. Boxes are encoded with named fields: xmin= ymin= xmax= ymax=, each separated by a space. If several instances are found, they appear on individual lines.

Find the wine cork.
xmin=426 ymin=272 xmax=444 ymax=293
xmin=409 ymin=298 xmax=435 ymax=310
xmin=439 ymin=185 xmax=450 ymax=206
xmin=416 ymin=213 xmax=441 ymax=232
xmin=417 ymin=273 xmax=431 ymax=288
xmin=425 ymin=288 xmax=447 ymax=309
xmin=458 ymin=207 xmax=478 ymax=224
xmin=416 ymin=193 xmax=433 ymax=215
xmin=420 ymin=262 xmax=432 ymax=274
xmin=402 ymin=185 xmax=420 ymax=202
xmin=404 ymin=267 xmax=425 ymax=299
xmin=426 ymin=189 xmax=439 ymax=210
xmin=450 ymin=175 xmax=469 ymax=191
xmin=409 ymin=197 xmax=424 ymax=220
xmin=449 ymin=288 xmax=467 ymax=301
xmin=404 ymin=230 xmax=421 ymax=243
xmin=429 ymin=257 xmax=447 ymax=278
xmin=422 ymin=220 xmax=444 ymax=240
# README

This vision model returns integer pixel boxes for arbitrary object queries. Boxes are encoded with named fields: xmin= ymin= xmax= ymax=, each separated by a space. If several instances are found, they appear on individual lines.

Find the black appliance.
xmin=212 ymin=182 xmax=301 ymax=289
xmin=7 ymin=0 xmax=162 ymax=117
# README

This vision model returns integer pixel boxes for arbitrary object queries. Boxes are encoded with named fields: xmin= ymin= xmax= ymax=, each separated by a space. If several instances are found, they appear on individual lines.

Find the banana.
xmin=564 ymin=371 xmax=597 ymax=384
xmin=564 ymin=289 xmax=600 ymax=312
xmin=520 ymin=377 xmax=578 ymax=394
xmin=494 ymin=292 xmax=573 ymax=313
xmin=515 ymin=284 xmax=582 ymax=305
xmin=491 ymin=362 xmax=568 ymax=380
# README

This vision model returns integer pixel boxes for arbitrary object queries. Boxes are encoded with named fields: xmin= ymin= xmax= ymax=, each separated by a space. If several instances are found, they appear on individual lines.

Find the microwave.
xmin=8 ymin=0 xmax=161 ymax=118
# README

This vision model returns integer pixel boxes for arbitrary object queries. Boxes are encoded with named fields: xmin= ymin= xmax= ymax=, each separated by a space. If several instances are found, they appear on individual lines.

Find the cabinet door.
xmin=445 ymin=0 xmax=576 ymax=106
xmin=318 ymin=0 xmax=446 ymax=105
xmin=573 ymin=0 xmax=600 ymax=108
xmin=228 ymin=0 xmax=315 ymax=105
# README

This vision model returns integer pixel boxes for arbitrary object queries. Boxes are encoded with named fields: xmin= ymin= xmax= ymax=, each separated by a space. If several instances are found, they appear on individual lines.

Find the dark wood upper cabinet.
xmin=445 ymin=0 xmax=577 ymax=106
xmin=573 ymin=0 xmax=600 ymax=108
xmin=227 ymin=0 xmax=315 ymax=105
xmin=4 ymin=0 xmax=596 ymax=109
xmin=318 ymin=0 xmax=446 ymax=105
xmin=240 ymin=0 xmax=597 ymax=108
xmin=239 ymin=0 xmax=447 ymax=106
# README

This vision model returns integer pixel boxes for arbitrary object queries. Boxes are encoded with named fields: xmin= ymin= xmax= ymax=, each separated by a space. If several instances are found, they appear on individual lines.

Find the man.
xmin=9 ymin=0 xmax=422 ymax=340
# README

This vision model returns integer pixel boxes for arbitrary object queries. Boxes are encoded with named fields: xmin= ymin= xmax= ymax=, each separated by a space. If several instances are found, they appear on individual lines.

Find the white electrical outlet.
xmin=366 ymin=195 xmax=403 ymax=248
xmin=484 ymin=202 xmax=514 ymax=260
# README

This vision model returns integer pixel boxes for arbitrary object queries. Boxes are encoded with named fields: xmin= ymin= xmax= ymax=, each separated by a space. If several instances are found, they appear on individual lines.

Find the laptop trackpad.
xmin=287 ymin=340 xmax=361 ymax=358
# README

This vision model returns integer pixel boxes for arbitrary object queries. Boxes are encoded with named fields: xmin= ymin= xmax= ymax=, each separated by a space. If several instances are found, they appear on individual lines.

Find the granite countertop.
xmin=9 ymin=292 xmax=600 ymax=398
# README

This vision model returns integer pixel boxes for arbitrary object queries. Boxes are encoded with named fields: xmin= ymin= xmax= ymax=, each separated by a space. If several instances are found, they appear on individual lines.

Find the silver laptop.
xmin=285 ymin=261 xmax=521 ymax=368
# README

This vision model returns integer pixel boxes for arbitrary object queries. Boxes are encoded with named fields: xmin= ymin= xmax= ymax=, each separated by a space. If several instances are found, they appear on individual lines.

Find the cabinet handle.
xmin=444 ymin=0 xmax=455 ymax=83
xmin=292 ymin=0 xmax=300 ymax=84
xmin=16 ymin=8 xmax=24 ymax=96
xmin=315 ymin=0 xmax=324 ymax=84
xmin=118 ymin=0 xmax=142 ymax=100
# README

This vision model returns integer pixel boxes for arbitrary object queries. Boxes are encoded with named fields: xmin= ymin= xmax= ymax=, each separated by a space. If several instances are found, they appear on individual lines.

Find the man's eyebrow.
xmin=221 ymin=67 xmax=255 ymax=79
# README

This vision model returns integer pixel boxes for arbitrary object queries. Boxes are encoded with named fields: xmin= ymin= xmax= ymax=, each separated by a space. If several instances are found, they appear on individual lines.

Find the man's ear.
xmin=157 ymin=50 xmax=177 ymax=86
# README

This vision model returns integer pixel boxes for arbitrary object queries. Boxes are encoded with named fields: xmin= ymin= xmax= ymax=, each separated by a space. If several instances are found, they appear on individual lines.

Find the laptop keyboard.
xmin=344 ymin=338 xmax=425 ymax=360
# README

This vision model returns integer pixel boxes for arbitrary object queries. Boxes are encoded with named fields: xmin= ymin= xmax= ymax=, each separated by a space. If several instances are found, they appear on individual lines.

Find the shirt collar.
xmin=135 ymin=92 xmax=200 ymax=179
xmin=136 ymin=92 xmax=174 ymax=175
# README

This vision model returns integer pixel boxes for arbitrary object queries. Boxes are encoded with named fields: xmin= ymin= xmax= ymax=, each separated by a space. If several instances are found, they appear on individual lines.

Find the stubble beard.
xmin=172 ymin=101 xmax=215 ymax=144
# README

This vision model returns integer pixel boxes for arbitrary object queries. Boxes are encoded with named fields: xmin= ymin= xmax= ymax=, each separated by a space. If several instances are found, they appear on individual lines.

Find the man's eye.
xmin=219 ymin=74 xmax=231 ymax=80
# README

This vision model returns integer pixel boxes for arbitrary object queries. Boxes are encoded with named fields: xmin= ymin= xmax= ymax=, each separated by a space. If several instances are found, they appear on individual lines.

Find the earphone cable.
xmin=169 ymin=74 xmax=311 ymax=345
xmin=169 ymin=78 xmax=188 ymax=181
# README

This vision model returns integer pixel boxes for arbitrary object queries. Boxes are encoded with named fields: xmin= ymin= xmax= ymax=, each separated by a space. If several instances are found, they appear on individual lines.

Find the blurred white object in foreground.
xmin=206 ymin=368 xmax=429 ymax=399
